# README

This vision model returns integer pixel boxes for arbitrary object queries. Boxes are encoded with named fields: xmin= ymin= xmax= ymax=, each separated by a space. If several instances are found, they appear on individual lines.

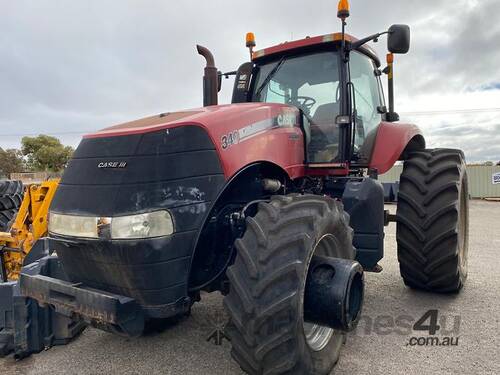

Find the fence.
xmin=9 ymin=172 xmax=61 ymax=184
xmin=379 ymin=164 xmax=500 ymax=198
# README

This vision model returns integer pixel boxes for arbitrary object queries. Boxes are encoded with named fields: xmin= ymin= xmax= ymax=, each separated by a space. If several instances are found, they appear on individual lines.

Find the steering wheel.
xmin=295 ymin=96 xmax=316 ymax=113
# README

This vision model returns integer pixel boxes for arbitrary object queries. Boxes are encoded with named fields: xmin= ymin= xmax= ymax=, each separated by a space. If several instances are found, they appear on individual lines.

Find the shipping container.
xmin=379 ymin=165 xmax=500 ymax=198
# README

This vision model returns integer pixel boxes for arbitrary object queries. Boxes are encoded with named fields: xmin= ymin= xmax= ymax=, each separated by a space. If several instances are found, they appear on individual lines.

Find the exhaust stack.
xmin=197 ymin=45 xmax=218 ymax=107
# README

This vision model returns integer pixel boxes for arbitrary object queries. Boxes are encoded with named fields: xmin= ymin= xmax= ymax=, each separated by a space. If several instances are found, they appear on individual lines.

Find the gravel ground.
xmin=1 ymin=200 xmax=498 ymax=374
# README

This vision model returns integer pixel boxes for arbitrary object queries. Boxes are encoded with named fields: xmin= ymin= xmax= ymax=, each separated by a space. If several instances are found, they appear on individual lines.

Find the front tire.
xmin=396 ymin=148 xmax=469 ymax=293
xmin=224 ymin=194 xmax=355 ymax=375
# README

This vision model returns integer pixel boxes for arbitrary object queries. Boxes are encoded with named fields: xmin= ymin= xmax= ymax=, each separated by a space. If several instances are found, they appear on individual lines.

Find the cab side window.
xmin=350 ymin=52 xmax=382 ymax=150
xmin=265 ymin=81 xmax=289 ymax=104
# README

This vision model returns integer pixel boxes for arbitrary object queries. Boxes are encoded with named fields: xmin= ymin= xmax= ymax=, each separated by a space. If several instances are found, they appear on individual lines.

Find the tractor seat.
xmin=312 ymin=102 xmax=340 ymax=124
xmin=309 ymin=102 xmax=341 ymax=163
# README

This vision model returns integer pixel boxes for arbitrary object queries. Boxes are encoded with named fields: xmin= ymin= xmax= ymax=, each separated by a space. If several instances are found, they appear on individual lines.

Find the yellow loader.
xmin=0 ymin=179 xmax=83 ymax=358
xmin=0 ymin=179 xmax=59 ymax=282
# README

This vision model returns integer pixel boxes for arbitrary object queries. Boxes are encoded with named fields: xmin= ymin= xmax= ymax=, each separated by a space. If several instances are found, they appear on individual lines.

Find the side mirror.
xmin=232 ymin=62 xmax=253 ymax=103
xmin=387 ymin=24 xmax=410 ymax=54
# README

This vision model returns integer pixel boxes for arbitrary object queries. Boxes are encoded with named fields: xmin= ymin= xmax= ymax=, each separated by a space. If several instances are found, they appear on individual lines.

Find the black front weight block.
xmin=20 ymin=255 xmax=145 ymax=337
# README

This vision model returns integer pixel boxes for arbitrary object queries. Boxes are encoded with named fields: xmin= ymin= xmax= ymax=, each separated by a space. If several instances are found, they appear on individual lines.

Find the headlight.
xmin=48 ymin=211 xmax=174 ymax=239
xmin=111 ymin=211 xmax=174 ymax=239
xmin=49 ymin=213 xmax=99 ymax=238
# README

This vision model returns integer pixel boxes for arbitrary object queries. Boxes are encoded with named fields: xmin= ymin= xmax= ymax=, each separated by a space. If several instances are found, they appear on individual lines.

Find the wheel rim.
xmin=458 ymin=180 xmax=469 ymax=274
xmin=303 ymin=234 xmax=336 ymax=352
xmin=303 ymin=322 xmax=334 ymax=352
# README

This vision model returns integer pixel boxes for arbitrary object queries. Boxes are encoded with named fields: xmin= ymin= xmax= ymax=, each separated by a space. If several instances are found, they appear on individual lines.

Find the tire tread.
xmin=224 ymin=194 xmax=354 ymax=374
xmin=396 ymin=148 xmax=468 ymax=293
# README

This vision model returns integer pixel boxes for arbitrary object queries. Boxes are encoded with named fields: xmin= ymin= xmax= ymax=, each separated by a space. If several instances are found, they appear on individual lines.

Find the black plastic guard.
xmin=342 ymin=178 xmax=385 ymax=270
xmin=20 ymin=255 xmax=145 ymax=337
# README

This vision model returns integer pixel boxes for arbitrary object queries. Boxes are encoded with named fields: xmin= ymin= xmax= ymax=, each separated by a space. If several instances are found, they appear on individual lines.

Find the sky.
xmin=1 ymin=0 xmax=499 ymax=162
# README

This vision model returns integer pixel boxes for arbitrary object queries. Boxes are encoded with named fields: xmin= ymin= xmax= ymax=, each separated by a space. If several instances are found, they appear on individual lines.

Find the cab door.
xmin=349 ymin=51 xmax=385 ymax=164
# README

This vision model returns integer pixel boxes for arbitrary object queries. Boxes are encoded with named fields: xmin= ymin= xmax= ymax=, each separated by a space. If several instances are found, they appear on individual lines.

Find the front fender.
xmin=369 ymin=122 xmax=425 ymax=174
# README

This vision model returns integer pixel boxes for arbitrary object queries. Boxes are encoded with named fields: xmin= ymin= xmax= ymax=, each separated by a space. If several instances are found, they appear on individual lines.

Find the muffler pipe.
xmin=197 ymin=45 xmax=218 ymax=107
xmin=304 ymin=255 xmax=364 ymax=331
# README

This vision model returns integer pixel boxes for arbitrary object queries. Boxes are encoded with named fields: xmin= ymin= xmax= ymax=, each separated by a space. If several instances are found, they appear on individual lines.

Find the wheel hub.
xmin=302 ymin=234 xmax=364 ymax=351
xmin=303 ymin=255 xmax=364 ymax=332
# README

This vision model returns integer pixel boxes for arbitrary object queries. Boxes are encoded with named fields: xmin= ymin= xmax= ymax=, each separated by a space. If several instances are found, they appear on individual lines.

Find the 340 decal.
xmin=221 ymin=131 xmax=239 ymax=149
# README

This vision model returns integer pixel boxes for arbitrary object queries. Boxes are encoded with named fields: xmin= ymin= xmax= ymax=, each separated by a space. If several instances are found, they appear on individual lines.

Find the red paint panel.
xmin=252 ymin=32 xmax=377 ymax=63
xmin=369 ymin=122 xmax=424 ymax=174
xmin=84 ymin=103 xmax=306 ymax=180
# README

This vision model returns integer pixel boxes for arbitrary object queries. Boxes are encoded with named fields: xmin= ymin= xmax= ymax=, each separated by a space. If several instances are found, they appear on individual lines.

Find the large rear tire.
xmin=224 ymin=194 xmax=355 ymax=375
xmin=396 ymin=148 xmax=469 ymax=293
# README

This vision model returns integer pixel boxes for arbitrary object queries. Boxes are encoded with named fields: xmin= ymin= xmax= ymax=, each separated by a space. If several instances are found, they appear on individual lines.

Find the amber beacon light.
xmin=337 ymin=0 xmax=350 ymax=19
xmin=246 ymin=32 xmax=256 ymax=59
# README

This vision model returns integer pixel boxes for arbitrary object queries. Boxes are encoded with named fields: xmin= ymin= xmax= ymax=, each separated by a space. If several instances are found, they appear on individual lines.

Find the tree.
xmin=21 ymin=135 xmax=74 ymax=172
xmin=0 ymin=148 xmax=25 ymax=177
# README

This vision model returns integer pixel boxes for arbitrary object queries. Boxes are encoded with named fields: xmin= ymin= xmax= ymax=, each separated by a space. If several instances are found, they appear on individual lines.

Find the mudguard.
xmin=369 ymin=122 xmax=425 ymax=174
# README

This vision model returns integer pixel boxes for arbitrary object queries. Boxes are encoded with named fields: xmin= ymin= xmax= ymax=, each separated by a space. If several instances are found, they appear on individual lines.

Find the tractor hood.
xmin=85 ymin=102 xmax=300 ymax=142
xmin=53 ymin=102 xmax=302 ymax=218
xmin=81 ymin=102 xmax=304 ymax=180
xmin=47 ymin=102 xmax=303 ymax=311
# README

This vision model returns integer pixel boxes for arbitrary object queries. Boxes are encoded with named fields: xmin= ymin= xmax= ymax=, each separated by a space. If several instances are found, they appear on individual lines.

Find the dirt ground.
xmin=1 ymin=200 xmax=498 ymax=374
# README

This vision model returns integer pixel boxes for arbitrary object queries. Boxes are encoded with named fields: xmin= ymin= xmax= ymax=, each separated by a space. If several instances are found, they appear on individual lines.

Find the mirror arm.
xmin=385 ymin=54 xmax=399 ymax=122
xmin=349 ymin=31 xmax=389 ymax=50
xmin=219 ymin=71 xmax=237 ymax=79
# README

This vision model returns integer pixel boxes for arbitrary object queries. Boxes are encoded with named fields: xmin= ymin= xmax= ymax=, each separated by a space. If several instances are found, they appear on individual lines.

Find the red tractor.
xmin=20 ymin=2 xmax=469 ymax=374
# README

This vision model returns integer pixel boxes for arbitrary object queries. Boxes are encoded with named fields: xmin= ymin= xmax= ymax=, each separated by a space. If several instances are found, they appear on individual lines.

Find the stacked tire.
xmin=0 ymin=180 xmax=23 ymax=232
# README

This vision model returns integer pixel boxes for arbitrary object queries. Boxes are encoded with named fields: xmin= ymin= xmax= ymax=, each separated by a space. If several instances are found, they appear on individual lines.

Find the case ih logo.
xmin=277 ymin=109 xmax=297 ymax=127
xmin=97 ymin=161 xmax=127 ymax=169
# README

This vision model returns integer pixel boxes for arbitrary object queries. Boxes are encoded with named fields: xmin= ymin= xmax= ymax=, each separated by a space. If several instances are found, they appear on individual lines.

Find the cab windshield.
xmin=252 ymin=51 xmax=341 ymax=163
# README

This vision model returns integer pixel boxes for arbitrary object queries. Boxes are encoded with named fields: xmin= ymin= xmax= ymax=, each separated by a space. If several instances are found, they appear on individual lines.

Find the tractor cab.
xmin=243 ymin=35 xmax=385 ymax=165
xmin=201 ymin=19 xmax=411 ymax=169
